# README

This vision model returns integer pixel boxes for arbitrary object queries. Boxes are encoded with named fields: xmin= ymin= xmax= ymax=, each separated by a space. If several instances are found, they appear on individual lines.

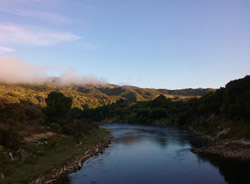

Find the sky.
xmin=0 ymin=0 xmax=250 ymax=89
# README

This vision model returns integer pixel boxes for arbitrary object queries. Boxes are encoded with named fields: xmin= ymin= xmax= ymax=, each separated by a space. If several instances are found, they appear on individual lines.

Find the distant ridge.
xmin=0 ymin=81 xmax=214 ymax=111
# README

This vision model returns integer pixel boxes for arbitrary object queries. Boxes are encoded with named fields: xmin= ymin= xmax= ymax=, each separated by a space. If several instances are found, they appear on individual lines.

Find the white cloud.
xmin=57 ymin=68 xmax=107 ymax=86
xmin=0 ymin=0 xmax=68 ymax=23
xmin=0 ymin=57 xmax=49 ymax=84
xmin=0 ymin=8 xmax=70 ymax=24
xmin=0 ymin=57 xmax=107 ymax=85
xmin=0 ymin=24 xmax=81 ymax=46
xmin=0 ymin=46 xmax=15 ymax=55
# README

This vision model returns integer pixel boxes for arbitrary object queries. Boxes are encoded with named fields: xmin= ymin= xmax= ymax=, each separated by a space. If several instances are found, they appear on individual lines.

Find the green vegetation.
xmin=0 ymin=90 xmax=107 ymax=183
xmin=80 ymin=75 xmax=250 ymax=139
xmin=0 ymin=126 xmax=106 ymax=183
xmin=0 ymin=82 xmax=210 ymax=110
xmin=80 ymin=96 xmax=187 ymax=125
xmin=44 ymin=91 xmax=73 ymax=122
xmin=97 ymin=84 xmax=213 ymax=102
xmin=185 ymin=76 xmax=250 ymax=138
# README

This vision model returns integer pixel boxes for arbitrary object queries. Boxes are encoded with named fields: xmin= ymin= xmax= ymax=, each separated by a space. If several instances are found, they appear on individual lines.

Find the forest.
xmin=78 ymin=75 xmax=250 ymax=139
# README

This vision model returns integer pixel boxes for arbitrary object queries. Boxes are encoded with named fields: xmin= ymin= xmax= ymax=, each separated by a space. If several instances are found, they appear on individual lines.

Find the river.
xmin=57 ymin=124 xmax=250 ymax=184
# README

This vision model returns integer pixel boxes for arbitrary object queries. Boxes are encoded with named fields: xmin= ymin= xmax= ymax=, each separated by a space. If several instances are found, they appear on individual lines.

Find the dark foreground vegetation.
xmin=0 ymin=90 xmax=106 ymax=183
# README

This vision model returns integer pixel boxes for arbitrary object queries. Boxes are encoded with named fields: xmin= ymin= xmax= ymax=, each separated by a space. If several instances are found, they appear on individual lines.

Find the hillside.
xmin=97 ymin=84 xmax=214 ymax=102
xmin=80 ymin=75 xmax=250 ymax=140
xmin=0 ymin=82 xmax=213 ymax=109
xmin=0 ymin=81 xmax=213 ymax=137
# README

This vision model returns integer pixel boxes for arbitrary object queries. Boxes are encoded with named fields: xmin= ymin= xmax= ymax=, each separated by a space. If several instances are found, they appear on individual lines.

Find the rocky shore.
xmin=191 ymin=132 xmax=250 ymax=161
xmin=31 ymin=131 xmax=112 ymax=184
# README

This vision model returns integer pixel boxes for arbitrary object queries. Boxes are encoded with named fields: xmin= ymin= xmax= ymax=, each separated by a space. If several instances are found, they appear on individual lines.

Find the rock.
xmin=85 ymin=150 xmax=90 ymax=154
xmin=35 ymin=177 xmax=41 ymax=184
xmin=216 ymin=128 xmax=231 ymax=137
xmin=191 ymin=147 xmax=204 ymax=153
xmin=78 ymin=139 xmax=83 ymax=145
xmin=0 ymin=172 xmax=5 ymax=181
xmin=78 ymin=162 xmax=82 ymax=169
xmin=9 ymin=152 xmax=14 ymax=161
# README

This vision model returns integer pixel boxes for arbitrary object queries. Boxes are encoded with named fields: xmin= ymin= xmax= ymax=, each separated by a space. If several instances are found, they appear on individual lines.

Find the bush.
xmin=0 ymin=128 xmax=21 ymax=149
xmin=49 ymin=119 xmax=98 ymax=139
xmin=74 ymin=120 xmax=98 ymax=138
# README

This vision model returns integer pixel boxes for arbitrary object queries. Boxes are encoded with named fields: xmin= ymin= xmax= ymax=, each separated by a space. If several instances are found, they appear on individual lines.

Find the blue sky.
xmin=0 ymin=0 xmax=250 ymax=89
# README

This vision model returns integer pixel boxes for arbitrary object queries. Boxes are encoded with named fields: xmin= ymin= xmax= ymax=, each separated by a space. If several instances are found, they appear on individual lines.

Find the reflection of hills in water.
xmin=109 ymin=125 xmax=250 ymax=184
xmin=110 ymin=125 xmax=190 ymax=148
xmin=196 ymin=153 xmax=250 ymax=184
xmin=189 ymin=135 xmax=250 ymax=184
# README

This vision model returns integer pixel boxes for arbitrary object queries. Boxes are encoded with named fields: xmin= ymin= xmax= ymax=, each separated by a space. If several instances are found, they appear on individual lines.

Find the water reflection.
xmin=196 ymin=154 xmax=250 ymax=184
xmin=56 ymin=124 xmax=250 ymax=184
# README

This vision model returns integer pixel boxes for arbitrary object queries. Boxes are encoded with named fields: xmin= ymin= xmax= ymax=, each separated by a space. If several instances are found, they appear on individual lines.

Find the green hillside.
xmin=0 ymin=82 xmax=212 ymax=110
xmin=0 ymin=81 xmax=212 ymax=140
xmin=80 ymin=75 xmax=250 ymax=140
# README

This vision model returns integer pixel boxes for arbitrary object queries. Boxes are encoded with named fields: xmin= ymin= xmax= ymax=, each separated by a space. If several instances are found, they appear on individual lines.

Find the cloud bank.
xmin=0 ymin=57 xmax=49 ymax=84
xmin=0 ymin=57 xmax=107 ymax=86
xmin=57 ymin=68 xmax=107 ymax=86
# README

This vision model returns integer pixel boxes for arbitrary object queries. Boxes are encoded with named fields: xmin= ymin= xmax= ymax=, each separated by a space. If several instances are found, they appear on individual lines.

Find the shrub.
xmin=0 ymin=128 xmax=21 ymax=149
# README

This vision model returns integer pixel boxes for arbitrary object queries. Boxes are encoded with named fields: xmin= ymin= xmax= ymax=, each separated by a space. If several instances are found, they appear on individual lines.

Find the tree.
xmin=44 ymin=91 xmax=72 ymax=123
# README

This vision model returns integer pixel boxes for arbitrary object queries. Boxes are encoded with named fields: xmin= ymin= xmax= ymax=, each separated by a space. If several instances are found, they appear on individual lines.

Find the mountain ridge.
xmin=0 ymin=82 xmax=214 ymax=109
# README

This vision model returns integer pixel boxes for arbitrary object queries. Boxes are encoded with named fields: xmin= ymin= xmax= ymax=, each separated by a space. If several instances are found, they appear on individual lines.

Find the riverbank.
xmin=0 ymin=127 xmax=112 ymax=184
xmin=32 ymin=130 xmax=112 ymax=184
xmin=191 ymin=130 xmax=250 ymax=161
xmin=100 ymin=120 xmax=250 ymax=161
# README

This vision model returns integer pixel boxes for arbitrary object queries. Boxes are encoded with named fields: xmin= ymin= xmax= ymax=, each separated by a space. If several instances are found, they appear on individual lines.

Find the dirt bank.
xmin=191 ymin=131 xmax=250 ymax=161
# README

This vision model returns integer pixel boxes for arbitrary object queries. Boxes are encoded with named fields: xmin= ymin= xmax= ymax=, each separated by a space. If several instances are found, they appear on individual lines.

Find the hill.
xmin=79 ymin=75 xmax=250 ymax=140
xmin=0 ymin=82 xmax=213 ymax=109
xmin=0 ymin=81 xmax=213 ymax=137
xmin=97 ymin=84 xmax=214 ymax=102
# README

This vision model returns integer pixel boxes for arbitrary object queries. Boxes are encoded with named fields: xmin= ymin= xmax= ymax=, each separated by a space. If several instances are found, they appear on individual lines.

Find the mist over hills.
xmin=0 ymin=57 xmax=107 ymax=86
xmin=0 ymin=57 xmax=214 ymax=103
xmin=0 ymin=57 xmax=214 ymax=115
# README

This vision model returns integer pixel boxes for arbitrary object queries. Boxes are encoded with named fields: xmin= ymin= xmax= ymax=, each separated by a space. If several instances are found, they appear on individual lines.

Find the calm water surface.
xmin=57 ymin=124 xmax=250 ymax=184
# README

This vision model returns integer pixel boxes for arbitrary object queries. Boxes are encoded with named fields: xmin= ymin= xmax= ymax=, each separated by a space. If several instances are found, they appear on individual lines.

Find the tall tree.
xmin=44 ymin=91 xmax=72 ymax=123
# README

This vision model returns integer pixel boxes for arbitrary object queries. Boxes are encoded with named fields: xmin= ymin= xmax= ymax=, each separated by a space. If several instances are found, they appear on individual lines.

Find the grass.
xmin=219 ymin=120 xmax=250 ymax=140
xmin=189 ymin=116 xmax=250 ymax=140
xmin=0 ymin=127 xmax=106 ymax=183
xmin=189 ymin=118 xmax=219 ymax=137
